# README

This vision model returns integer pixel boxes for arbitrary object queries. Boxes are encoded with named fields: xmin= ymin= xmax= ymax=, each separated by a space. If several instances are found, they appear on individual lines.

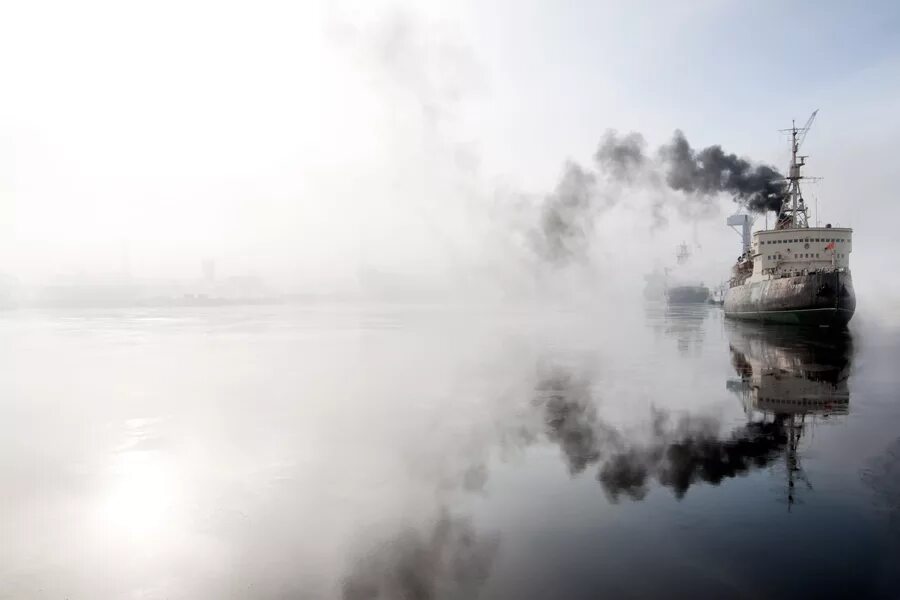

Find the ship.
xmin=665 ymin=242 xmax=710 ymax=304
xmin=724 ymin=113 xmax=855 ymax=327
xmin=707 ymin=282 xmax=726 ymax=306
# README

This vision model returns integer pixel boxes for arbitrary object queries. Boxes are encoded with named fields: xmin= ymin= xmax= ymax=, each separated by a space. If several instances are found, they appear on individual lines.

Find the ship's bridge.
xmin=751 ymin=227 xmax=852 ymax=276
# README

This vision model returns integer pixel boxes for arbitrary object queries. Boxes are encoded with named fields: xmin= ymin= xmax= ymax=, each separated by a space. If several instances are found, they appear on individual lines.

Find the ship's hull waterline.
xmin=724 ymin=271 xmax=855 ymax=327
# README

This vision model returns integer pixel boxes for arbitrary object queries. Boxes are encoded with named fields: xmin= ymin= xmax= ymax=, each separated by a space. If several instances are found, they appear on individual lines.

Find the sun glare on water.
xmin=101 ymin=451 xmax=181 ymax=539
xmin=95 ymin=419 xmax=184 ymax=543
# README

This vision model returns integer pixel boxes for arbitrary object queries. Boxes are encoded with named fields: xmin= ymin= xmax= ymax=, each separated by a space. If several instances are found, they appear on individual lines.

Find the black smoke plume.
xmin=532 ymin=161 xmax=601 ymax=264
xmin=599 ymin=418 xmax=789 ymax=501
xmin=532 ymin=368 xmax=792 ymax=502
xmin=660 ymin=130 xmax=786 ymax=214
xmin=594 ymin=129 xmax=787 ymax=214
xmin=530 ymin=128 xmax=786 ymax=263
xmin=342 ymin=511 xmax=498 ymax=600
xmin=594 ymin=130 xmax=648 ymax=182
xmin=535 ymin=369 xmax=610 ymax=474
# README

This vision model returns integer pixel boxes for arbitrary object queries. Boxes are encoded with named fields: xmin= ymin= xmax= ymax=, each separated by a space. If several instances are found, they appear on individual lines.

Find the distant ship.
xmin=707 ymin=283 xmax=726 ymax=306
xmin=665 ymin=242 xmax=709 ymax=304
xmin=724 ymin=113 xmax=854 ymax=326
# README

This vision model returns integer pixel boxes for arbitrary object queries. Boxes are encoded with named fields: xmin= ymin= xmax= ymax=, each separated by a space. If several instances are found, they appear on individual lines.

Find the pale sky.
xmin=2 ymin=0 xmax=899 ymax=297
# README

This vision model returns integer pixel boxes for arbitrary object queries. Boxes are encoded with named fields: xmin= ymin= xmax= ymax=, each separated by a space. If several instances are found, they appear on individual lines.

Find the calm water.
xmin=1 ymin=303 xmax=899 ymax=599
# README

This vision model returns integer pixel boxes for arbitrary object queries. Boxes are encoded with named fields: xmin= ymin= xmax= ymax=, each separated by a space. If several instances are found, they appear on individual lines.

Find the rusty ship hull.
xmin=724 ymin=270 xmax=855 ymax=327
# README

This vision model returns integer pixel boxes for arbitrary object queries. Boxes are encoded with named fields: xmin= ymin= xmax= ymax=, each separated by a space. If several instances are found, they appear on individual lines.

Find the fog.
xmin=3 ymin=3 xmax=900 ymax=598
xmin=5 ymin=1 xmax=898 ymax=307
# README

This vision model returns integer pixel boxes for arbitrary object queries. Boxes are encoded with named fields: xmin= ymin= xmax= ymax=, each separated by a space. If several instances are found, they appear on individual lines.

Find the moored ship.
xmin=666 ymin=242 xmax=709 ymax=304
xmin=666 ymin=285 xmax=709 ymax=304
xmin=724 ymin=114 xmax=854 ymax=326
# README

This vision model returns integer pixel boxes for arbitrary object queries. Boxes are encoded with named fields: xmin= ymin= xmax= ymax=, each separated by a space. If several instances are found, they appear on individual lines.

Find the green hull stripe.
xmin=725 ymin=307 xmax=851 ymax=316
xmin=725 ymin=306 xmax=853 ymax=325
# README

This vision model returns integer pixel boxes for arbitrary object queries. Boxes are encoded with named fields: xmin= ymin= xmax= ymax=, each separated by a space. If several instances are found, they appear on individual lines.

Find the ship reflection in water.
xmin=477 ymin=315 xmax=897 ymax=600
xmin=533 ymin=320 xmax=853 ymax=505
xmin=344 ymin=320 xmax=865 ymax=599
xmin=726 ymin=323 xmax=852 ymax=509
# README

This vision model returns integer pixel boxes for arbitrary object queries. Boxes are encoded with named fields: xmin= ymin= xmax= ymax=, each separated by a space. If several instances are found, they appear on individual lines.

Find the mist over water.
xmin=0 ymin=302 xmax=898 ymax=599
xmin=0 ymin=3 xmax=796 ymax=304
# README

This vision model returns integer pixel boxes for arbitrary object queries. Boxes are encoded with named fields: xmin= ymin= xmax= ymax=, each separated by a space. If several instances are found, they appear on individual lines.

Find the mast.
xmin=676 ymin=242 xmax=690 ymax=265
xmin=776 ymin=110 xmax=818 ymax=230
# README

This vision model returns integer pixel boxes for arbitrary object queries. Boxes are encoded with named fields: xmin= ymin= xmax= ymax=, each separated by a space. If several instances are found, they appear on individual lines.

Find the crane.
xmin=796 ymin=109 xmax=818 ymax=153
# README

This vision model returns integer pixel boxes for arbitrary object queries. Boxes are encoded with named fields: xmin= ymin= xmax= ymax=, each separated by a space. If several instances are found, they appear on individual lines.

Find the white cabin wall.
xmin=752 ymin=228 xmax=852 ymax=276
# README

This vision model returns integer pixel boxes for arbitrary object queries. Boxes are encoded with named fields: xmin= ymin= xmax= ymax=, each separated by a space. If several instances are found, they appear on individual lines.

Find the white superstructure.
xmin=748 ymin=227 xmax=852 ymax=281
xmin=727 ymin=111 xmax=853 ymax=288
